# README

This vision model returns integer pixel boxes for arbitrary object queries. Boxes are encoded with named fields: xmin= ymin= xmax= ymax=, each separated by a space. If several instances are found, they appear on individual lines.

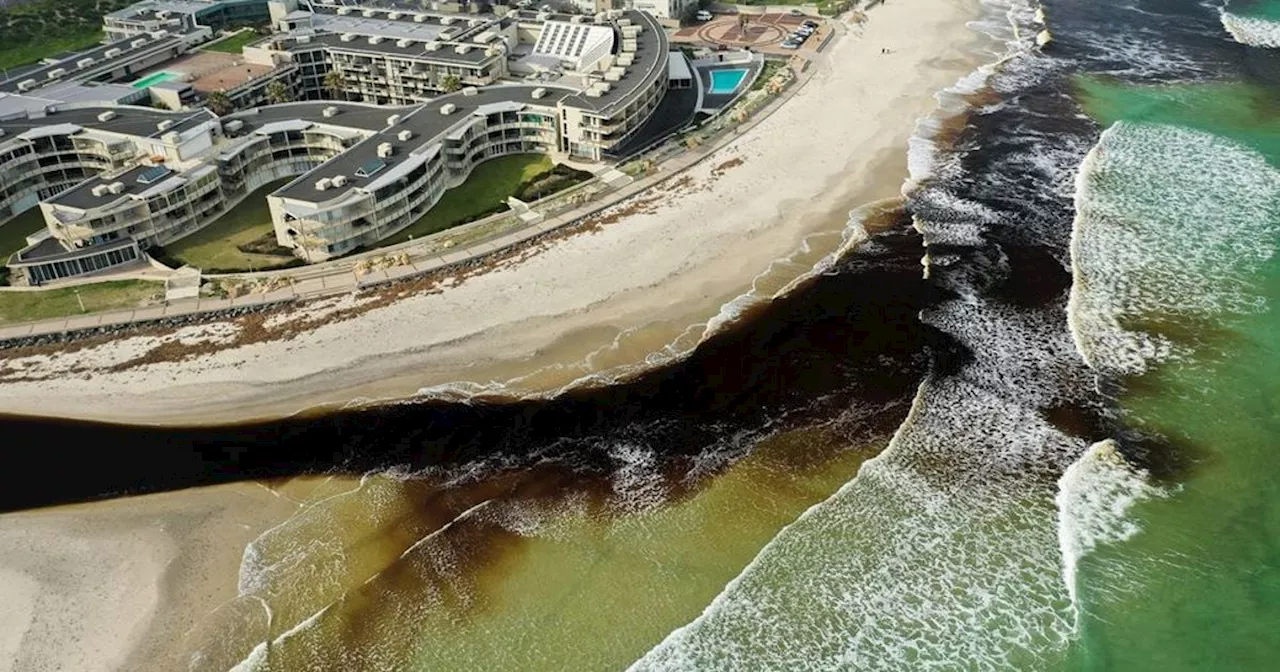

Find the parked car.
xmin=695 ymin=9 xmax=713 ymax=21
xmin=781 ymin=38 xmax=801 ymax=49
xmin=796 ymin=26 xmax=815 ymax=36
xmin=803 ymin=20 xmax=819 ymax=28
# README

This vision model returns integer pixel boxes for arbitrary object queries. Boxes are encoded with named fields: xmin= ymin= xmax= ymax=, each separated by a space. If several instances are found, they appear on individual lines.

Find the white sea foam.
xmin=631 ymin=375 xmax=1084 ymax=671
xmin=608 ymin=443 xmax=668 ymax=514
xmin=1067 ymin=122 xmax=1280 ymax=376
xmin=227 ymin=642 xmax=267 ymax=672
xmin=1055 ymin=439 xmax=1162 ymax=616
xmin=1221 ymin=10 xmax=1280 ymax=47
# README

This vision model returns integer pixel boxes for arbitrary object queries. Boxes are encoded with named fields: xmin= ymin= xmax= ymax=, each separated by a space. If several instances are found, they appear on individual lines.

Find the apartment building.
xmin=1 ymin=6 xmax=679 ymax=281
xmin=0 ymin=106 xmax=221 ymax=283
xmin=267 ymin=86 xmax=569 ymax=260
xmin=0 ymin=31 xmax=200 ymax=98
xmin=104 ymin=0 xmax=271 ymax=41
xmin=261 ymin=2 xmax=514 ymax=105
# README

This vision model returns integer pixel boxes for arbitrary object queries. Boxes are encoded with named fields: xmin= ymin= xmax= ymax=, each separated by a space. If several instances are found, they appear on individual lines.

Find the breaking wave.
xmin=1067 ymin=122 xmax=1280 ymax=376
xmin=1221 ymin=8 xmax=1280 ymax=47
xmin=1055 ymin=439 xmax=1163 ymax=616
xmin=631 ymin=375 xmax=1084 ymax=671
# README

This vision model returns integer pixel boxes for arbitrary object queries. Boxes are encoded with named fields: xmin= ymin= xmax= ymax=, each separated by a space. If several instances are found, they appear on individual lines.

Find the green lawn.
xmin=0 ymin=29 xmax=104 ymax=72
xmin=201 ymin=29 xmax=260 ymax=54
xmin=380 ymin=154 xmax=553 ymax=247
xmin=0 ymin=0 xmax=133 ymax=71
xmin=163 ymin=180 xmax=297 ymax=272
xmin=0 ymin=208 xmax=47 ymax=266
xmin=0 ymin=280 xmax=163 ymax=324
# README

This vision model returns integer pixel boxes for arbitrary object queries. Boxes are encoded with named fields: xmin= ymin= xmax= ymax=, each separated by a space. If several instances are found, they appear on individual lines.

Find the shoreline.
xmin=0 ymin=1 xmax=985 ymax=427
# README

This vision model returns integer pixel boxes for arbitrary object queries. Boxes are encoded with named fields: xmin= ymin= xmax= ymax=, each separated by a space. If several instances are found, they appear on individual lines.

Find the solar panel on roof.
xmin=136 ymin=165 xmax=171 ymax=184
xmin=355 ymin=158 xmax=386 ymax=178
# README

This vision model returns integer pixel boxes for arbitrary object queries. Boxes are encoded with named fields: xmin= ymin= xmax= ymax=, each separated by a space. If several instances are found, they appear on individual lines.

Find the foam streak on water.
xmin=1066 ymin=122 xmax=1280 ymax=376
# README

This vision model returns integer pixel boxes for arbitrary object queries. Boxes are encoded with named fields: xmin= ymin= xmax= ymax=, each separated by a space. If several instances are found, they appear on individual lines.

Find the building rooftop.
xmin=0 ymin=105 xmax=214 ymax=140
xmin=273 ymin=84 xmax=573 ymax=203
xmin=304 ymin=32 xmax=499 ymax=65
xmin=105 ymin=0 xmax=220 ymax=20
xmin=308 ymin=1 xmax=498 ymax=34
xmin=0 ymin=33 xmax=188 ymax=95
xmin=222 ymin=100 xmax=412 ymax=136
xmin=11 ymin=235 xmax=138 ymax=266
xmin=0 ymin=82 xmax=139 ymax=120
xmin=560 ymin=11 xmax=667 ymax=114
xmin=48 ymin=161 xmax=216 ymax=211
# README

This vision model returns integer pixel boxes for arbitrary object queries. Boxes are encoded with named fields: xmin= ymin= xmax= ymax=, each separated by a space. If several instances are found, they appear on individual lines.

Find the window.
xmin=137 ymin=165 xmax=171 ymax=184
xmin=355 ymin=158 xmax=387 ymax=178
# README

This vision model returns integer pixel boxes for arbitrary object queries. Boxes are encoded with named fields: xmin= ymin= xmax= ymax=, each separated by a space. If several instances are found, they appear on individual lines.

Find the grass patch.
xmin=752 ymin=59 xmax=786 ymax=92
xmin=514 ymin=163 xmax=593 ymax=201
xmin=0 ymin=29 xmax=104 ymax=71
xmin=380 ymin=154 xmax=553 ymax=247
xmin=202 ymin=29 xmax=260 ymax=54
xmin=0 ymin=280 xmax=163 ymax=324
xmin=0 ymin=0 xmax=134 ymax=71
xmin=0 ymin=208 xmax=47 ymax=267
xmin=158 ymin=180 xmax=299 ymax=273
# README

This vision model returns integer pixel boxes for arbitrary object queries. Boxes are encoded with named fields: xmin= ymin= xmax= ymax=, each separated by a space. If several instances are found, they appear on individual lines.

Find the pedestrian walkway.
xmin=0 ymin=48 xmax=826 ymax=345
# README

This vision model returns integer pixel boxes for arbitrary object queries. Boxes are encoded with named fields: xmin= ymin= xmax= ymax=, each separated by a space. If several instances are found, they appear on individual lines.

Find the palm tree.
xmin=205 ymin=90 xmax=233 ymax=116
xmin=323 ymin=69 xmax=345 ymax=101
xmin=439 ymin=73 xmax=462 ymax=93
xmin=266 ymin=80 xmax=292 ymax=105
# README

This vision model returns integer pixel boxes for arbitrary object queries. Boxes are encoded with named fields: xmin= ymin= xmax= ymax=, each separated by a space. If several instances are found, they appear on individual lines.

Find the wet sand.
xmin=0 ymin=481 xmax=311 ymax=672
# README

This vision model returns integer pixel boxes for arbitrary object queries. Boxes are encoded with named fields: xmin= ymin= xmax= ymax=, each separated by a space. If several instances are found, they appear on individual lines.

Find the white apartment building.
xmin=0 ymin=5 xmax=676 ymax=281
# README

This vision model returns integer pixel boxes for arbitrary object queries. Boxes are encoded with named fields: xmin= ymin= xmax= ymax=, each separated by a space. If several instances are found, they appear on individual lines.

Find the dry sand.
xmin=0 ymin=0 xmax=985 ymax=427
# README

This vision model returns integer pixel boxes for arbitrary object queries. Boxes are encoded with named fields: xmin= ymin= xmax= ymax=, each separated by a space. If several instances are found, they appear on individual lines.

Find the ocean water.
xmin=1063 ymin=77 xmax=1280 ymax=669
xmin=7 ymin=0 xmax=1280 ymax=668
xmin=1223 ymin=0 xmax=1280 ymax=47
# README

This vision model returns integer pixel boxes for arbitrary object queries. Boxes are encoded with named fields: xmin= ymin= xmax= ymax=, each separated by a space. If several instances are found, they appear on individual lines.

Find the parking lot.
xmin=671 ymin=11 xmax=833 ymax=56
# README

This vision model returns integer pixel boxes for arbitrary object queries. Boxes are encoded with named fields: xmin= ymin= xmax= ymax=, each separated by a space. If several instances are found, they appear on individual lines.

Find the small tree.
xmin=266 ymin=80 xmax=292 ymax=105
xmin=439 ymin=73 xmax=462 ymax=93
xmin=323 ymin=69 xmax=345 ymax=100
xmin=205 ymin=90 xmax=233 ymax=116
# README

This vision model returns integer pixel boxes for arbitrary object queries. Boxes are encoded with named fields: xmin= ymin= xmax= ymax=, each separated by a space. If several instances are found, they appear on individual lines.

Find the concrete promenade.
xmin=0 ymin=43 xmax=829 ymax=344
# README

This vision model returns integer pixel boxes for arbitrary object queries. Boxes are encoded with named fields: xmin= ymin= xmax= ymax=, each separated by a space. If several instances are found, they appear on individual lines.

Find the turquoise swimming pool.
xmin=131 ymin=71 xmax=181 ymax=89
xmin=708 ymin=68 xmax=749 ymax=95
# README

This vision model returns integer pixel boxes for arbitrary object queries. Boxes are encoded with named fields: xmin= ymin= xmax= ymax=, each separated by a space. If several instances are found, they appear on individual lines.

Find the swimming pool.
xmin=708 ymin=68 xmax=749 ymax=95
xmin=131 ymin=71 xmax=182 ymax=89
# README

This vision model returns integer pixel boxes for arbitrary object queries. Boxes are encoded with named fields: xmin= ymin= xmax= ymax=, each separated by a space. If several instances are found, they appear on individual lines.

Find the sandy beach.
xmin=0 ymin=0 xmax=984 ymax=427
xmin=0 ymin=481 xmax=306 ymax=672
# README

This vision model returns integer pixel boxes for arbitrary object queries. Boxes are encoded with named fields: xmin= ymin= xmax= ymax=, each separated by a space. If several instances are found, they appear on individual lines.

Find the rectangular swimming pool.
xmin=708 ymin=68 xmax=749 ymax=95
xmin=131 ymin=71 xmax=182 ymax=89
